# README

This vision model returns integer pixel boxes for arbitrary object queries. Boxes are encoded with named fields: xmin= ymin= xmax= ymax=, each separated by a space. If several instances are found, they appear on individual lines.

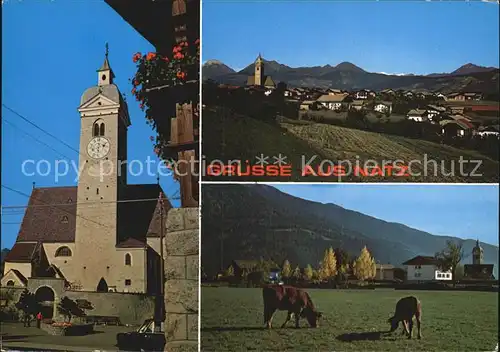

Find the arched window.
xmin=6 ymin=280 xmax=15 ymax=286
xmin=93 ymin=123 xmax=99 ymax=137
xmin=55 ymin=246 xmax=72 ymax=257
xmin=99 ymin=123 xmax=105 ymax=136
xmin=125 ymin=253 xmax=131 ymax=266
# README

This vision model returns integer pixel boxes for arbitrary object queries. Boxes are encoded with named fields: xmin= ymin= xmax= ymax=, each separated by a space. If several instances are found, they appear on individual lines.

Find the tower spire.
xmin=97 ymin=42 xmax=115 ymax=85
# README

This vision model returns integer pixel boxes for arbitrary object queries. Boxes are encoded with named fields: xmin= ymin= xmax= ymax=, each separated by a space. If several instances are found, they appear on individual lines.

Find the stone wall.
xmin=0 ymin=286 xmax=154 ymax=325
xmin=164 ymin=207 xmax=199 ymax=352
xmin=65 ymin=291 xmax=155 ymax=325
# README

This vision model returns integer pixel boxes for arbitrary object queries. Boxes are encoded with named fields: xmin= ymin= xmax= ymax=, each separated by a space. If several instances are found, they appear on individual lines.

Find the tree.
xmin=57 ymin=296 xmax=85 ymax=323
xmin=353 ymin=246 xmax=376 ymax=281
xmin=435 ymin=240 xmax=463 ymax=286
xmin=15 ymin=289 xmax=39 ymax=327
xmin=75 ymin=299 xmax=94 ymax=316
xmin=318 ymin=247 xmax=337 ymax=281
xmin=225 ymin=265 xmax=235 ymax=277
xmin=292 ymin=266 xmax=301 ymax=281
xmin=334 ymin=248 xmax=350 ymax=271
xmin=281 ymin=260 xmax=292 ymax=279
xmin=303 ymin=264 xmax=314 ymax=281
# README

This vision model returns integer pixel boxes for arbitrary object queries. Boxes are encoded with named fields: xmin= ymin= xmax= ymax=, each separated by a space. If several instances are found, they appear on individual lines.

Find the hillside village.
xmin=208 ymin=55 xmax=499 ymax=140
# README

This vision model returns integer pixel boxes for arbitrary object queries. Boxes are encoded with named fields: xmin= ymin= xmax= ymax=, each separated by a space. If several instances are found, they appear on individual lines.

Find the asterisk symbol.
xmin=255 ymin=154 xmax=269 ymax=166
xmin=273 ymin=154 xmax=288 ymax=166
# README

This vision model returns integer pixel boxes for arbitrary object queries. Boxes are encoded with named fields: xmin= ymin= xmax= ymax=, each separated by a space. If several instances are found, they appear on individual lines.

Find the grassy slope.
xmin=202 ymin=108 xmax=498 ymax=182
xmin=201 ymin=287 xmax=499 ymax=352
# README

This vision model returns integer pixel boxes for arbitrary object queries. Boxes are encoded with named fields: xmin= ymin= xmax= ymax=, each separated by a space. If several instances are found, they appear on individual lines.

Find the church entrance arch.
xmin=97 ymin=277 xmax=108 ymax=292
xmin=35 ymin=286 xmax=55 ymax=320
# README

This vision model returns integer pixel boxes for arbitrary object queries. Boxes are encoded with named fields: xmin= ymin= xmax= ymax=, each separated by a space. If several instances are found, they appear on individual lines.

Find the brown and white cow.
xmin=388 ymin=296 xmax=422 ymax=339
xmin=262 ymin=285 xmax=322 ymax=329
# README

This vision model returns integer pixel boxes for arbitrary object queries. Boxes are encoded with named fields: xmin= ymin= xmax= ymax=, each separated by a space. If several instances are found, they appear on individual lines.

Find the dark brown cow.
xmin=388 ymin=296 xmax=422 ymax=339
xmin=262 ymin=285 xmax=322 ymax=329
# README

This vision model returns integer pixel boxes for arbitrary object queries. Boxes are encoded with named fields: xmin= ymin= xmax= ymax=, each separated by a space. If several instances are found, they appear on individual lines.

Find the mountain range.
xmin=201 ymin=184 xmax=498 ymax=278
xmin=203 ymin=59 xmax=499 ymax=94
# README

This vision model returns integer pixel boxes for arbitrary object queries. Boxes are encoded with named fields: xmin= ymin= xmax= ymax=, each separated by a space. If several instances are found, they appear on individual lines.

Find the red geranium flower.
xmin=146 ymin=52 xmax=157 ymax=61
xmin=133 ymin=79 xmax=139 ymax=86
xmin=132 ymin=52 xmax=142 ymax=63
xmin=131 ymin=87 xmax=136 ymax=94
xmin=195 ymin=39 xmax=200 ymax=45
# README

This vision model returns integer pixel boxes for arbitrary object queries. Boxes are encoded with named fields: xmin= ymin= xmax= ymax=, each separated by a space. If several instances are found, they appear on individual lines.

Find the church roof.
xmin=4 ymin=242 xmax=39 ymax=263
xmin=7 ymin=184 xmax=172 ymax=250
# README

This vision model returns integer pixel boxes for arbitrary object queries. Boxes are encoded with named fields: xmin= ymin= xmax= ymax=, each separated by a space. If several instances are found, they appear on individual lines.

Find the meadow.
xmin=201 ymin=287 xmax=498 ymax=351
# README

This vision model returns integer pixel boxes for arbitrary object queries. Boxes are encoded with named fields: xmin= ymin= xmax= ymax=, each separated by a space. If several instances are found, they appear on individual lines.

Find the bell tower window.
xmin=93 ymin=120 xmax=105 ymax=137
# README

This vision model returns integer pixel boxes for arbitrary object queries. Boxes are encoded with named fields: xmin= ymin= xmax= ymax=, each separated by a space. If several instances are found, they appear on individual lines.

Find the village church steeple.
xmin=97 ymin=43 xmax=115 ymax=86
xmin=254 ymin=54 xmax=264 ymax=86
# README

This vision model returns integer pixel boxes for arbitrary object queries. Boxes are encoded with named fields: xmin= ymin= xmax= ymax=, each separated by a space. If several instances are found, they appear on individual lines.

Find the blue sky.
xmin=2 ymin=2 xmax=180 ymax=249
xmin=203 ymin=1 xmax=500 ymax=74
xmin=272 ymin=184 xmax=499 ymax=246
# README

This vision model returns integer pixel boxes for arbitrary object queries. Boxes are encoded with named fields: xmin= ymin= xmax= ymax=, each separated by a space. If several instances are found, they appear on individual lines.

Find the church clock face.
xmin=87 ymin=137 xmax=110 ymax=159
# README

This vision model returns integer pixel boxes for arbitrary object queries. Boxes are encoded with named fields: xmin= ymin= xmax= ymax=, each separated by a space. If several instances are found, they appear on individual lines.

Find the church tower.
xmin=254 ymin=54 xmax=264 ymax=86
xmin=74 ymin=44 xmax=131 ymax=291
xmin=472 ymin=239 xmax=483 ymax=265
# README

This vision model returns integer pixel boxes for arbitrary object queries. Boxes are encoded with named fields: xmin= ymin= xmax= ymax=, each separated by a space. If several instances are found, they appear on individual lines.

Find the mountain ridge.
xmin=202 ymin=59 xmax=499 ymax=94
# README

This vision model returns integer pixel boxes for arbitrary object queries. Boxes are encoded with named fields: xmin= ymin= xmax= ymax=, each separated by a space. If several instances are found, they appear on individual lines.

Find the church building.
xmin=246 ymin=54 xmax=276 ymax=89
xmin=1 ymin=50 xmax=171 ymax=295
xmin=463 ymin=240 xmax=495 ymax=280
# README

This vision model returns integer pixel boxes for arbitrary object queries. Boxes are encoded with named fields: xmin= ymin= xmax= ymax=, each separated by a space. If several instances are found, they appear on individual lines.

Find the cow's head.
xmin=387 ymin=316 xmax=398 ymax=332
xmin=303 ymin=308 xmax=322 ymax=328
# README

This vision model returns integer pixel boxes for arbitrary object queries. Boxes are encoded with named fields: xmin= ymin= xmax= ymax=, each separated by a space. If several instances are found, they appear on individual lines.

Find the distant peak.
xmin=335 ymin=61 xmax=365 ymax=72
xmin=204 ymin=59 xmax=225 ymax=66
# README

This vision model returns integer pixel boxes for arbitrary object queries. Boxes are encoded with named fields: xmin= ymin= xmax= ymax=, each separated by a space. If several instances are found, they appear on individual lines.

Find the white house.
xmin=374 ymin=101 xmax=393 ymax=114
xmin=407 ymin=109 xmax=428 ymax=122
xmin=316 ymin=94 xmax=348 ymax=111
xmin=476 ymin=125 xmax=500 ymax=138
xmin=402 ymin=255 xmax=452 ymax=282
xmin=355 ymin=90 xmax=369 ymax=100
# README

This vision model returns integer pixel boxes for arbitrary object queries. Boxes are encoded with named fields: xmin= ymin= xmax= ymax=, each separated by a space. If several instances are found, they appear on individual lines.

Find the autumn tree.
xmin=292 ymin=266 xmax=301 ymax=281
xmin=281 ymin=260 xmax=292 ymax=279
xmin=318 ymin=247 xmax=337 ymax=281
xmin=435 ymin=240 xmax=463 ymax=286
xmin=353 ymin=246 xmax=376 ymax=281
xmin=303 ymin=264 xmax=314 ymax=281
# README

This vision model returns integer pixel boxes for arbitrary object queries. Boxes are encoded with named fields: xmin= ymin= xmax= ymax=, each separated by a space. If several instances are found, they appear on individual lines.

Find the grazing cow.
xmin=387 ymin=296 xmax=422 ymax=339
xmin=262 ymin=285 xmax=322 ymax=329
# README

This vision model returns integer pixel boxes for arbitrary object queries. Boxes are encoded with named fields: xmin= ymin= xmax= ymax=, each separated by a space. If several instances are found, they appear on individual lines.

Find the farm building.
xmin=402 ymin=255 xmax=452 ymax=282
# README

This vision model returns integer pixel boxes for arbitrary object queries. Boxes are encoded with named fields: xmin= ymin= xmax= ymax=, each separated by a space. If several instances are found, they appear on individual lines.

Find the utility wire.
xmin=1 ymin=196 xmax=180 ymax=210
xmin=2 ymin=119 xmax=74 ymax=160
xmin=1 ymin=184 xmax=111 ymax=230
xmin=2 ymin=104 xmax=80 ymax=155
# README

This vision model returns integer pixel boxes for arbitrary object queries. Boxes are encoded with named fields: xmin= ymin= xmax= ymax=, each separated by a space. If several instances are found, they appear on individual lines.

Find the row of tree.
xmin=280 ymin=246 xmax=377 ymax=283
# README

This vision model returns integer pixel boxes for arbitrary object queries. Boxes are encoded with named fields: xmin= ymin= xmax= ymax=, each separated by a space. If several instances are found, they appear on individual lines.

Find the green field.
xmin=202 ymin=108 xmax=499 ymax=182
xmin=201 ymin=287 xmax=498 ymax=351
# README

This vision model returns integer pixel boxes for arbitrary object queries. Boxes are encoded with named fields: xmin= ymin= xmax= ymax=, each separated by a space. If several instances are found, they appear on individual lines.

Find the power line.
xmin=2 ymin=104 xmax=80 ymax=155
xmin=0 ymin=196 xmax=180 ymax=210
xmin=2 ymin=119 xmax=74 ymax=160
xmin=1 ymin=184 xmax=111 ymax=230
